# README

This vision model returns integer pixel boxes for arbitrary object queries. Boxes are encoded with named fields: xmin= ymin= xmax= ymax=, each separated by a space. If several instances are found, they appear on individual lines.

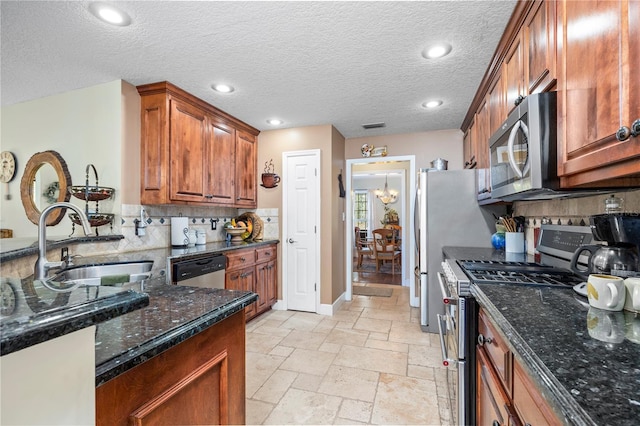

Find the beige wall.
xmin=121 ymin=82 xmax=141 ymax=205
xmin=330 ymin=126 xmax=346 ymax=303
xmin=345 ymin=129 xmax=463 ymax=168
xmin=0 ymin=80 xmax=124 ymax=239
xmin=257 ymin=124 xmax=346 ymax=306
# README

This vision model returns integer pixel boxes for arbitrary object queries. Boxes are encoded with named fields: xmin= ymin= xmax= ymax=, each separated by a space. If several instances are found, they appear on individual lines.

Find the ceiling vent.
xmin=362 ymin=122 xmax=386 ymax=130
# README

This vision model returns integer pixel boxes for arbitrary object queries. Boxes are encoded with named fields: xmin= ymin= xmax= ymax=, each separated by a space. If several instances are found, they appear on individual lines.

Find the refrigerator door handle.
xmin=437 ymin=272 xmax=457 ymax=305
xmin=413 ymin=183 xmax=420 ymax=257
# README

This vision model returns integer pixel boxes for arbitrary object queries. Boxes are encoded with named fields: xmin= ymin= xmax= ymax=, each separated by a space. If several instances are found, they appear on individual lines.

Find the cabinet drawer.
xmin=226 ymin=249 xmax=256 ymax=271
xmin=478 ymin=309 xmax=512 ymax=394
xmin=256 ymin=245 xmax=276 ymax=263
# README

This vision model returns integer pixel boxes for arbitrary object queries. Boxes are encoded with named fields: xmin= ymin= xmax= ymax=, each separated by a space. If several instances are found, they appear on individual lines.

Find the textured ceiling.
xmin=1 ymin=1 xmax=516 ymax=138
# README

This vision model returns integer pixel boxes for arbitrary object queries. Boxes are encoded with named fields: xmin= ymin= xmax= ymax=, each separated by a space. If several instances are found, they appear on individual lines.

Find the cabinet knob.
xmin=477 ymin=334 xmax=493 ymax=346
xmin=204 ymin=194 xmax=213 ymax=199
xmin=240 ymin=257 xmax=246 ymax=262
xmin=616 ymin=126 xmax=631 ymax=141
xmin=514 ymin=95 xmax=525 ymax=106
xmin=631 ymin=119 xmax=640 ymax=137
xmin=492 ymin=421 xmax=500 ymax=426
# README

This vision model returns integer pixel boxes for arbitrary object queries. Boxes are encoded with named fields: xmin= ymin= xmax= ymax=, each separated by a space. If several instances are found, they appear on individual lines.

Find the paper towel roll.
xmin=171 ymin=217 xmax=190 ymax=247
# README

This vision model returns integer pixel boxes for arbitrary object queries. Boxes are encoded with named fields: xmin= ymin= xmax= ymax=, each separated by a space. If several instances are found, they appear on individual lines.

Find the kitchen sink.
xmin=51 ymin=261 xmax=153 ymax=286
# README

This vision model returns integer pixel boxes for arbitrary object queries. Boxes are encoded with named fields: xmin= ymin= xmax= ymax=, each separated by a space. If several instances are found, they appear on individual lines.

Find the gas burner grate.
xmin=458 ymin=260 xmax=584 ymax=287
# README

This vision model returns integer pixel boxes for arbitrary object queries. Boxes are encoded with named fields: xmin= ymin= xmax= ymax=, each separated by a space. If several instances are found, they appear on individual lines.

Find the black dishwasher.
xmin=171 ymin=253 xmax=226 ymax=289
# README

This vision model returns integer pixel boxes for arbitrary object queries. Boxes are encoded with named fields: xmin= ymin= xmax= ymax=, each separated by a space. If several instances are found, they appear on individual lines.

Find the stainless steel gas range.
xmin=436 ymin=224 xmax=594 ymax=426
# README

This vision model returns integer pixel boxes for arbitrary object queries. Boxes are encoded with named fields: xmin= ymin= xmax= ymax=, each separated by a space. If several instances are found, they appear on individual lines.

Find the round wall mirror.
xmin=20 ymin=150 xmax=72 ymax=226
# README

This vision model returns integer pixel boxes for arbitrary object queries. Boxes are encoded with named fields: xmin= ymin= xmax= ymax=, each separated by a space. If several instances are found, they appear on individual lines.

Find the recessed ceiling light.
xmin=422 ymin=43 xmax=452 ymax=59
xmin=89 ymin=2 xmax=131 ymax=26
xmin=211 ymin=84 xmax=234 ymax=93
xmin=422 ymin=100 xmax=443 ymax=109
xmin=267 ymin=119 xmax=283 ymax=126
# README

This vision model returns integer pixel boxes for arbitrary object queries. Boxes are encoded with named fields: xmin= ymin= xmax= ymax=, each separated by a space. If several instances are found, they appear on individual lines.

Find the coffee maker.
xmin=571 ymin=213 xmax=640 ymax=278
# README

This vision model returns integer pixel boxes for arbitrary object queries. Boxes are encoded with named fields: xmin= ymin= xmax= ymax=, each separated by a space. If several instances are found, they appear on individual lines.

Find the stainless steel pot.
xmin=431 ymin=158 xmax=448 ymax=170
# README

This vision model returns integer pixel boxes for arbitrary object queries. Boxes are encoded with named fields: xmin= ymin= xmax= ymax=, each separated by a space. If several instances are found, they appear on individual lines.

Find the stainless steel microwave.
xmin=488 ymin=92 xmax=559 ymax=201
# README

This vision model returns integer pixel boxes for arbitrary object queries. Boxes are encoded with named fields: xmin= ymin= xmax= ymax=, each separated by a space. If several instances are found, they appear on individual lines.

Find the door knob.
xmin=288 ymin=238 xmax=296 ymax=244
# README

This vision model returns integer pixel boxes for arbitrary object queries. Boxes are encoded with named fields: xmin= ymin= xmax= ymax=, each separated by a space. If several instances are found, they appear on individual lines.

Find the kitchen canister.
xmin=196 ymin=230 xmax=207 ymax=245
xmin=505 ymin=232 xmax=525 ymax=253
xmin=171 ymin=217 xmax=190 ymax=247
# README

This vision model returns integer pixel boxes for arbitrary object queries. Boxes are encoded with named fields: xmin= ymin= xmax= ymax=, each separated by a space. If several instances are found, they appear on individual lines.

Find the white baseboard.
xmin=317 ymin=292 xmax=346 ymax=316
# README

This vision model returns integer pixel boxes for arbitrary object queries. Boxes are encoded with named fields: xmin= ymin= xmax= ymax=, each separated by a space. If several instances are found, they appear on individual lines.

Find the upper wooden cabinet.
xmin=557 ymin=0 xmax=640 ymax=187
xmin=138 ymin=82 xmax=259 ymax=207
xmin=462 ymin=0 xmax=639 ymax=190
xmin=503 ymin=33 xmax=524 ymax=116
xmin=525 ymin=0 xmax=557 ymax=94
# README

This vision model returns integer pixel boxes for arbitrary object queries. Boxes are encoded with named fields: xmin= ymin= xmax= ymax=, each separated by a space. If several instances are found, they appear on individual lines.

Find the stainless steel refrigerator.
xmin=414 ymin=169 xmax=504 ymax=332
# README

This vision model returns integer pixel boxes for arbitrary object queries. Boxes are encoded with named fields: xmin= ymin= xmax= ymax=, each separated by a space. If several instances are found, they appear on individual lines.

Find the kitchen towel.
xmin=171 ymin=217 xmax=190 ymax=247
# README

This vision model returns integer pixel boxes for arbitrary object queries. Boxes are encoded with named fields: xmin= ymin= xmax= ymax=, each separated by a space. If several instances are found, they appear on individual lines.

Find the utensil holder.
xmin=505 ymin=232 xmax=525 ymax=253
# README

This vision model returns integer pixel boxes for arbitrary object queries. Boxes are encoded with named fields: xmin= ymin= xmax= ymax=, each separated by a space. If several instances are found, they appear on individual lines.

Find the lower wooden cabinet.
xmin=513 ymin=361 xmax=561 ymax=425
xmin=225 ymin=244 xmax=278 ymax=321
xmin=477 ymin=347 xmax=513 ymax=426
xmin=477 ymin=308 xmax=561 ymax=426
xmin=96 ymin=310 xmax=247 ymax=425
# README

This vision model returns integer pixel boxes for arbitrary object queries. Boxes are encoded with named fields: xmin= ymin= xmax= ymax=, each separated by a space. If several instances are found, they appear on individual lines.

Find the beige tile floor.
xmin=245 ymin=284 xmax=452 ymax=425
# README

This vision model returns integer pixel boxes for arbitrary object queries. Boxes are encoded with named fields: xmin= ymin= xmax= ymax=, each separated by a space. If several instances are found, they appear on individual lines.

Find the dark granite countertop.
xmin=442 ymin=246 xmax=640 ymax=425
xmin=0 ymin=235 xmax=125 ymax=263
xmin=0 ymin=278 xmax=149 ymax=356
xmin=1 ymin=240 xmax=272 ymax=385
xmin=94 ymin=278 xmax=257 ymax=386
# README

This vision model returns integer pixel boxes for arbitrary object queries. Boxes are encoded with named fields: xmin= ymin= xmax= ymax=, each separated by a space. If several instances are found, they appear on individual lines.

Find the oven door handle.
xmin=436 ymin=314 xmax=457 ymax=367
xmin=437 ymin=272 xmax=457 ymax=305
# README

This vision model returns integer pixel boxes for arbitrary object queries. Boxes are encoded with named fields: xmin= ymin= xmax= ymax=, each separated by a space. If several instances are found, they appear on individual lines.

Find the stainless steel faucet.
xmin=35 ymin=202 xmax=92 ymax=280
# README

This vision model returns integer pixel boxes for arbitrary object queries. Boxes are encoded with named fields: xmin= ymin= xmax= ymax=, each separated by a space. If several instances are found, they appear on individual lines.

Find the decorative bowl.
xmin=225 ymin=227 xmax=247 ymax=242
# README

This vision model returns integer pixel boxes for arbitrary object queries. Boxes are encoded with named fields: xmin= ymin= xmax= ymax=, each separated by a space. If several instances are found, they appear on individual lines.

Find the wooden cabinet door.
xmin=463 ymin=122 xmax=477 ymax=169
xmin=234 ymin=131 xmax=257 ymax=208
xmin=477 ymin=348 xmax=512 ymax=426
xmin=503 ymin=34 xmax=524 ymax=116
xmin=558 ymin=0 xmax=640 ymax=185
xmin=475 ymin=97 xmax=491 ymax=169
xmin=265 ymin=259 xmax=277 ymax=306
xmin=254 ymin=262 xmax=270 ymax=314
xmin=513 ymin=360 xmax=561 ymax=426
xmin=205 ymin=118 xmax=236 ymax=204
xmin=169 ymin=99 xmax=207 ymax=202
xmin=488 ymin=73 xmax=506 ymax=136
xmin=525 ymin=0 xmax=556 ymax=94
xmin=226 ymin=266 xmax=257 ymax=319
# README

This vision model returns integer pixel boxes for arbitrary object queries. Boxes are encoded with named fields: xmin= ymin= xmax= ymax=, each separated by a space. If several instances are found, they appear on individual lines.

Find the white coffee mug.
xmin=623 ymin=277 xmax=640 ymax=313
xmin=586 ymin=308 xmax=625 ymax=343
xmin=587 ymin=274 xmax=626 ymax=311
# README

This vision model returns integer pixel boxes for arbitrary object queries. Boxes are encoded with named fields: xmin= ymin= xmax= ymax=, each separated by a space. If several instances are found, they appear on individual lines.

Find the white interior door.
xmin=283 ymin=149 xmax=320 ymax=312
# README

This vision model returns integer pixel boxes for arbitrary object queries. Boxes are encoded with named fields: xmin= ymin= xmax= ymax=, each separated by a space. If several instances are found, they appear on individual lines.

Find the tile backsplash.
xmin=119 ymin=204 xmax=280 ymax=253
xmin=513 ymin=189 xmax=640 ymax=254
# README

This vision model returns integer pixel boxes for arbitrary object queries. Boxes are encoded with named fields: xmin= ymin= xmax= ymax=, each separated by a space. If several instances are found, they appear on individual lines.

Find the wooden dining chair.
xmin=354 ymin=227 xmax=373 ymax=268
xmin=372 ymin=228 xmax=401 ymax=274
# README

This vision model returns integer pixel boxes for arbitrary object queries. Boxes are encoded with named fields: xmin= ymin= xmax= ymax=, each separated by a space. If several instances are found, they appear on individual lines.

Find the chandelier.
xmin=375 ymin=175 xmax=398 ymax=205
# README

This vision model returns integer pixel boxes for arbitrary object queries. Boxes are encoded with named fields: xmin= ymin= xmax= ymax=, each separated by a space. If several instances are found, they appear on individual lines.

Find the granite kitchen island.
xmin=1 ymin=269 xmax=258 ymax=425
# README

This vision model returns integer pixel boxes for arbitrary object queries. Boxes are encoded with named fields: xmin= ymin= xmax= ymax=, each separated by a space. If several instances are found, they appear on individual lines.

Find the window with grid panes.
xmin=353 ymin=191 xmax=369 ymax=235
